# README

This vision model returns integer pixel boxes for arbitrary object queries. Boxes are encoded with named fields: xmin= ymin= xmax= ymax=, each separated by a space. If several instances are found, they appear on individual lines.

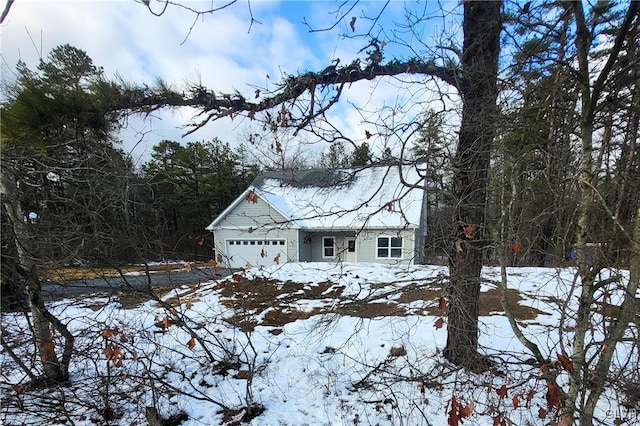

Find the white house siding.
xmin=356 ymin=229 xmax=417 ymax=265
xmin=211 ymin=196 xmax=300 ymax=268
xmin=214 ymin=196 xmax=291 ymax=230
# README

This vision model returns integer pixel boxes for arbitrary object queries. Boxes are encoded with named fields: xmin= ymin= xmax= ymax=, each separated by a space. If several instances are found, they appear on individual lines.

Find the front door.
xmin=345 ymin=238 xmax=356 ymax=262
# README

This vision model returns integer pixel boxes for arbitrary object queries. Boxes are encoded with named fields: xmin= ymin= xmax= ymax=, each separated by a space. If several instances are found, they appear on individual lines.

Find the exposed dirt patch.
xmin=262 ymin=306 xmax=325 ymax=327
xmin=335 ymin=301 xmax=406 ymax=318
xmin=217 ymin=275 xmax=545 ymax=329
xmin=219 ymin=404 xmax=265 ymax=426
xmin=595 ymin=299 xmax=640 ymax=325
xmin=478 ymin=288 xmax=544 ymax=320
xmin=394 ymin=284 xmax=442 ymax=304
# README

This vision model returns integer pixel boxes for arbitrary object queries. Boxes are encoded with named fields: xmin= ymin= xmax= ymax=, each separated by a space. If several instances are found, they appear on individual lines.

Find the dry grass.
xmin=42 ymin=261 xmax=217 ymax=281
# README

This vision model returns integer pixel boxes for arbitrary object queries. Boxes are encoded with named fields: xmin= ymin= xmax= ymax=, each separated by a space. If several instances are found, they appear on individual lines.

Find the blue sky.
xmin=1 ymin=0 xmax=462 ymax=165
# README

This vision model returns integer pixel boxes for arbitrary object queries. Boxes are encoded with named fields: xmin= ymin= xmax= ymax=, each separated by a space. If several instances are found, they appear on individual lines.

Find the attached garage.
xmin=225 ymin=239 xmax=287 ymax=268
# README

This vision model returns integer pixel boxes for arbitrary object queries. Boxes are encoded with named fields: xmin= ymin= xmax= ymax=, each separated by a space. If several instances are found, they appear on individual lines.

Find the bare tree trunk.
xmin=444 ymin=1 xmax=502 ymax=368
xmin=0 ymin=165 xmax=68 ymax=382
xmin=562 ymin=3 xmax=639 ymax=424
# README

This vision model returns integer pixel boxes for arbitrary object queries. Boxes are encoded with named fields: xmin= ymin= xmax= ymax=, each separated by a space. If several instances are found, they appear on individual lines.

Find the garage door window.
xmin=228 ymin=239 xmax=285 ymax=245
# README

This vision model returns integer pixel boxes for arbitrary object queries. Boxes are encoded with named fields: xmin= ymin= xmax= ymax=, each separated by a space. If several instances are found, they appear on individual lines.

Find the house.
xmin=205 ymin=163 xmax=428 ymax=268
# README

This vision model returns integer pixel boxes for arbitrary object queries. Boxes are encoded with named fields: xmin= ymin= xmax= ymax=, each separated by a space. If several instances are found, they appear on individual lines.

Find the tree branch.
xmin=0 ymin=0 xmax=15 ymax=24
xmin=114 ymin=58 xmax=460 ymax=134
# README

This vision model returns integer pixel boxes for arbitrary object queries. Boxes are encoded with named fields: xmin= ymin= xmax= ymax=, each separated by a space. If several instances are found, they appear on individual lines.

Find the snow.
xmin=1 ymin=262 xmax=637 ymax=425
xmin=235 ymin=165 xmax=426 ymax=230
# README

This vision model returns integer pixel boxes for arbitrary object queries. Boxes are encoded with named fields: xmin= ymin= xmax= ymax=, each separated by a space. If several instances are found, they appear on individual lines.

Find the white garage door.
xmin=225 ymin=239 xmax=287 ymax=268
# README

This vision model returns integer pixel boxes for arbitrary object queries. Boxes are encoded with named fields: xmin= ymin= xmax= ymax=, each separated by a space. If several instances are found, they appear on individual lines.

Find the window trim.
xmin=376 ymin=235 xmax=403 ymax=259
xmin=322 ymin=236 xmax=336 ymax=258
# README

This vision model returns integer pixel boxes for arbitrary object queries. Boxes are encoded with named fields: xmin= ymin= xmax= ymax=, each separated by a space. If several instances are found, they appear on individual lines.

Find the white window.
xmin=323 ymin=237 xmax=335 ymax=258
xmin=377 ymin=236 xmax=403 ymax=259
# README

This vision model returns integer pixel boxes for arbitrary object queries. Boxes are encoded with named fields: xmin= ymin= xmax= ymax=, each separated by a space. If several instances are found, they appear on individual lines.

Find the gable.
xmin=206 ymin=188 xmax=296 ymax=231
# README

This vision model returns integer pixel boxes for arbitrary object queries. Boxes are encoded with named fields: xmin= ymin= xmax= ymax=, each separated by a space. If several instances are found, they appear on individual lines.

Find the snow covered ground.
xmin=1 ymin=262 xmax=638 ymax=425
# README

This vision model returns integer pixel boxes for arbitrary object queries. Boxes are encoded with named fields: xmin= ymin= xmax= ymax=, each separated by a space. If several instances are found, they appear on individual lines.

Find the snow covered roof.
xmin=207 ymin=164 xmax=427 ymax=231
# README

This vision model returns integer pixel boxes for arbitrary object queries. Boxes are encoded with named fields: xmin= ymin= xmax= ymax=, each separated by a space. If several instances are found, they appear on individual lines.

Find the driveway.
xmin=42 ymin=267 xmax=235 ymax=301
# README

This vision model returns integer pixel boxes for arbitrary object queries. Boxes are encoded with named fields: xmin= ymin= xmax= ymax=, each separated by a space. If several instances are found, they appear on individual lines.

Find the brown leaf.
xmin=459 ymin=402 xmax=474 ymax=418
xmin=448 ymin=395 xmax=460 ymax=426
xmin=350 ymin=16 xmax=356 ymax=32
xmin=187 ymin=336 xmax=196 ymax=350
xmin=162 ymin=316 xmax=170 ymax=330
xmin=261 ymin=248 xmax=267 ymax=258
xmin=538 ymin=407 xmax=547 ymax=419
xmin=496 ymin=384 xmax=508 ymax=399
xmin=40 ymin=336 xmax=56 ymax=363
xmin=255 ymin=89 xmax=260 ymax=98
xmin=434 ymin=317 xmax=444 ymax=329
xmin=526 ymin=389 xmax=536 ymax=407
xmin=512 ymin=393 xmax=522 ymax=408
xmin=380 ymin=41 xmax=387 ymax=49
xmin=511 ymin=240 xmax=522 ymax=253
xmin=455 ymin=239 xmax=463 ymax=254
xmin=438 ymin=296 xmax=447 ymax=311
xmin=104 ymin=343 xmax=124 ymax=367
xmin=365 ymin=129 xmax=372 ymax=139
xmin=557 ymin=352 xmax=574 ymax=373
xmin=493 ymin=416 xmax=507 ymax=426
xmin=248 ymin=110 xmax=256 ymax=120
xmin=447 ymin=395 xmax=473 ymax=426
xmin=274 ymin=253 xmax=281 ymax=265
xmin=102 ymin=328 xmax=119 ymax=338
xmin=464 ymin=225 xmax=474 ymax=237
xmin=546 ymin=381 xmax=561 ymax=409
